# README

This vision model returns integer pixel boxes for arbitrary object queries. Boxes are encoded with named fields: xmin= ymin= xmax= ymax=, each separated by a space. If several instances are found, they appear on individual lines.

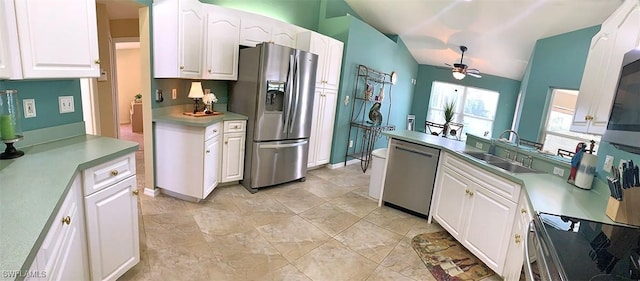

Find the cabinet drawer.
xmin=205 ymin=122 xmax=222 ymax=140
xmin=82 ymin=153 xmax=135 ymax=196
xmin=444 ymin=153 xmax=521 ymax=202
xmin=224 ymin=120 xmax=245 ymax=133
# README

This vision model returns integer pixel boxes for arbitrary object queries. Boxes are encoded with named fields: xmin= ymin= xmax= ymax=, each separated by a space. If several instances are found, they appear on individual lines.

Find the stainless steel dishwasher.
xmin=382 ymin=138 xmax=440 ymax=217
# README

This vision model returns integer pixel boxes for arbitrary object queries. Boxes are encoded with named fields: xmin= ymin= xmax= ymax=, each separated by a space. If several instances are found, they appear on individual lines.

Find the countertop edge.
xmin=152 ymin=111 xmax=248 ymax=127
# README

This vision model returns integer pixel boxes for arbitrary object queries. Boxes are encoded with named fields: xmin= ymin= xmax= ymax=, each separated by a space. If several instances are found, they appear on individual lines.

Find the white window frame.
xmin=426 ymin=81 xmax=500 ymax=139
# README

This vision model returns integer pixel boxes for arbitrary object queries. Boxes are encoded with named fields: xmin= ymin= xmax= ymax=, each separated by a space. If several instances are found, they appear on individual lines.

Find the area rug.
xmin=411 ymin=231 xmax=495 ymax=281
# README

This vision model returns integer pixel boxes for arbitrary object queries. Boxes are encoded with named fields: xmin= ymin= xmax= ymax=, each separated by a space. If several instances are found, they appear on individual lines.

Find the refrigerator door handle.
xmin=289 ymin=54 xmax=300 ymax=133
xmin=283 ymin=54 xmax=295 ymax=134
xmin=259 ymin=140 xmax=308 ymax=149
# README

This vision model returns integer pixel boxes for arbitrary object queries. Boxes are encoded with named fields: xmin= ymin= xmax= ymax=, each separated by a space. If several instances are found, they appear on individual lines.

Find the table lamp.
xmin=0 ymin=90 xmax=24 ymax=159
xmin=188 ymin=81 xmax=204 ymax=114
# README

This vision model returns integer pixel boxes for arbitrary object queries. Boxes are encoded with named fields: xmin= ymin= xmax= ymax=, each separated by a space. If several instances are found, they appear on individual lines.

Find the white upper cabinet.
xmin=203 ymin=5 xmax=240 ymax=80
xmin=153 ymin=0 xmax=204 ymax=78
xmin=0 ymin=0 xmax=21 ymax=79
xmin=13 ymin=0 xmax=99 ymax=78
xmin=297 ymin=32 xmax=344 ymax=90
xmin=240 ymin=14 xmax=298 ymax=49
xmin=572 ymin=0 xmax=640 ymax=134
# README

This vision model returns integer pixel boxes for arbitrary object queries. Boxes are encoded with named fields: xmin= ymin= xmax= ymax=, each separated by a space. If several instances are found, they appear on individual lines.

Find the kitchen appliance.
xmin=230 ymin=43 xmax=318 ymax=193
xmin=525 ymin=212 xmax=640 ymax=281
xmin=382 ymin=138 xmax=440 ymax=217
xmin=603 ymin=48 xmax=640 ymax=154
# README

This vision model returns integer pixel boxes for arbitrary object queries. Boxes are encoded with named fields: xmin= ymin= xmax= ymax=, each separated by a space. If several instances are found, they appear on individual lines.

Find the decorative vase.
xmin=442 ymin=122 xmax=449 ymax=137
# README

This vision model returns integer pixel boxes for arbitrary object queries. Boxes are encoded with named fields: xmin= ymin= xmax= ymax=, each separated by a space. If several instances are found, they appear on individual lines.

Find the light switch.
xmin=59 ymin=96 xmax=74 ymax=113
xmin=604 ymin=155 xmax=614 ymax=173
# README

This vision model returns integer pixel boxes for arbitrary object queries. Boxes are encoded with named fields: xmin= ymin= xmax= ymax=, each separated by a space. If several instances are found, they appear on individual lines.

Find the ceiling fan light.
xmin=452 ymin=71 xmax=466 ymax=80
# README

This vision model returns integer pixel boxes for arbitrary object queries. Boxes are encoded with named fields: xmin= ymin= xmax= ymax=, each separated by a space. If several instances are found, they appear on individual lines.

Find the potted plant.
xmin=134 ymin=94 xmax=142 ymax=103
xmin=442 ymin=100 xmax=455 ymax=137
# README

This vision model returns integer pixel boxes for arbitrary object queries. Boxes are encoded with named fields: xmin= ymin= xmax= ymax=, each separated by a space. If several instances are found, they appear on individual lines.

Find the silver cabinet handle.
xmin=524 ymin=220 xmax=535 ymax=281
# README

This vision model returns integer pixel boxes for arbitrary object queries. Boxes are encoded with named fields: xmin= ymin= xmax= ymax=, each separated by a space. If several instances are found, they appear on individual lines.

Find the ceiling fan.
xmin=445 ymin=46 xmax=482 ymax=80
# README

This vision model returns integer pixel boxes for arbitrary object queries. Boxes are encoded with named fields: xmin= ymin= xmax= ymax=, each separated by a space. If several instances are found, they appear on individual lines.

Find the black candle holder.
xmin=1 ymin=136 xmax=24 ymax=159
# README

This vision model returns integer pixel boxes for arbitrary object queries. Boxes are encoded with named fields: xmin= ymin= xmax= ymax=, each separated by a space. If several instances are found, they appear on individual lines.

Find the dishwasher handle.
xmin=394 ymin=145 xmax=435 ymax=158
xmin=524 ymin=220 xmax=536 ymax=281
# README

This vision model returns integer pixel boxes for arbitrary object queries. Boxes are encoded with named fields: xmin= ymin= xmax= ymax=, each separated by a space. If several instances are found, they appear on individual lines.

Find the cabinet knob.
xmin=62 ymin=216 xmax=71 ymax=225
xmin=224 ymin=141 xmax=228 ymax=144
xmin=465 ymin=189 xmax=470 ymax=194
xmin=515 ymin=234 xmax=521 ymax=244
xmin=110 ymin=170 xmax=119 ymax=176
xmin=132 ymin=190 xmax=139 ymax=196
xmin=469 ymin=191 xmax=474 ymax=196
xmin=206 ymin=150 xmax=210 ymax=153
xmin=94 ymin=59 xmax=100 ymax=64
xmin=521 ymin=208 xmax=527 ymax=214
xmin=213 ymin=129 xmax=218 ymax=133
xmin=208 ymin=69 xmax=212 ymax=73
xmin=180 ymin=66 xmax=185 ymax=70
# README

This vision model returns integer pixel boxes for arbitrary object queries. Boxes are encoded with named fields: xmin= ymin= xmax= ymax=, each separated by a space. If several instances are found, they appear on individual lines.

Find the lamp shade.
xmin=452 ymin=71 xmax=466 ymax=80
xmin=188 ymin=81 xmax=204 ymax=99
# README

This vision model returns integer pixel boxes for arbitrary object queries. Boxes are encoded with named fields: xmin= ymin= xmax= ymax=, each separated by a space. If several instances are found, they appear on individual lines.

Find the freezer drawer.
xmin=382 ymin=139 xmax=440 ymax=217
xmin=250 ymin=139 xmax=309 ymax=189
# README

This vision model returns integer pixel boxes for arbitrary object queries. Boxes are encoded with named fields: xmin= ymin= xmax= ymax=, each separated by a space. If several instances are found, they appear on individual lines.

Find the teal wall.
xmin=517 ymin=25 xmax=599 ymax=141
xmin=201 ymin=0 xmax=321 ymax=31
xmin=1 ymin=79 xmax=83 ymax=131
xmin=323 ymin=16 xmax=419 ymax=164
xmin=411 ymin=65 xmax=521 ymax=138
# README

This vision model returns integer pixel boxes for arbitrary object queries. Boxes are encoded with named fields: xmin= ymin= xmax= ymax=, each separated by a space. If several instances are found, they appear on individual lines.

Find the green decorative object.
xmin=442 ymin=100 xmax=455 ymax=137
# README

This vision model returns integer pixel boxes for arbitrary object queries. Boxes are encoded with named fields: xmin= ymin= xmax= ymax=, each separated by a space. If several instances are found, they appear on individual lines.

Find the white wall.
xmin=116 ymin=46 xmax=141 ymax=124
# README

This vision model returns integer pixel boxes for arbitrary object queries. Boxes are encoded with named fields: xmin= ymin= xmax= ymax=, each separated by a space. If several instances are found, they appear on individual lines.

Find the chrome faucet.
xmin=498 ymin=130 xmax=520 ymax=161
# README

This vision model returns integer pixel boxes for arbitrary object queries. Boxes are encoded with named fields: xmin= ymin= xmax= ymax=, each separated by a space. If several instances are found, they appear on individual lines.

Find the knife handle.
xmin=634 ymin=165 xmax=639 ymax=187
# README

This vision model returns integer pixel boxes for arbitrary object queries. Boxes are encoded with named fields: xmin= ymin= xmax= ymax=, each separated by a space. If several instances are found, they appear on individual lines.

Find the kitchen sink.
xmin=462 ymin=151 xmax=543 ymax=174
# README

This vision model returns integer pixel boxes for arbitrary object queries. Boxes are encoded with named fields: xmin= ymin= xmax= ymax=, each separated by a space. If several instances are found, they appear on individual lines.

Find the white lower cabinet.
xmin=84 ymin=176 xmax=139 ymax=281
xmin=28 ymin=153 xmax=139 ymax=281
xmin=221 ymin=120 xmax=246 ymax=183
xmin=155 ymin=122 xmax=222 ymax=199
xmin=431 ymin=152 xmax=519 ymax=276
xmin=503 ymin=193 xmax=535 ymax=281
xmin=30 ymin=176 xmax=90 ymax=281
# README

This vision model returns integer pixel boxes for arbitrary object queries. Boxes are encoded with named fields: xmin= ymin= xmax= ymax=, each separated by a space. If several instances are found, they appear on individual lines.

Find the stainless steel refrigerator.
xmin=230 ymin=43 xmax=318 ymax=193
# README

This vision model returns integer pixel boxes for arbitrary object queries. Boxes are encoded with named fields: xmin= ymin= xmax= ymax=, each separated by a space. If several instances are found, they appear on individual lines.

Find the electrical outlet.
xmin=58 ymin=96 xmax=74 ymax=113
xmin=23 ymin=99 xmax=36 ymax=118
xmin=604 ymin=155 xmax=614 ymax=173
xmin=553 ymin=167 xmax=565 ymax=177
xmin=349 ymin=140 xmax=354 ymax=148
xmin=344 ymin=96 xmax=349 ymax=106
xmin=475 ymin=142 xmax=483 ymax=149
xmin=172 ymin=89 xmax=177 ymax=99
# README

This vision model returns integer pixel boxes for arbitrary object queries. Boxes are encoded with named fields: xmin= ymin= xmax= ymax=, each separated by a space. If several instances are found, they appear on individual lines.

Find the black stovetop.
xmin=538 ymin=213 xmax=640 ymax=281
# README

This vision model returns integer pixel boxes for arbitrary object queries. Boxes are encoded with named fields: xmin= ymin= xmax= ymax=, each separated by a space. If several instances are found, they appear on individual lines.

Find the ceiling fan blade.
xmin=467 ymin=68 xmax=480 ymax=73
xmin=467 ymin=73 xmax=482 ymax=78
xmin=444 ymin=63 xmax=452 ymax=67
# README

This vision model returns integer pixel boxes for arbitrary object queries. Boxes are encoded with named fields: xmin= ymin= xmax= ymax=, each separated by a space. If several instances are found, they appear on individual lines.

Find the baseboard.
xmin=326 ymin=159 xmax=360 ymax=169
xmin=143 ymin=187 xmax=160 ymax=197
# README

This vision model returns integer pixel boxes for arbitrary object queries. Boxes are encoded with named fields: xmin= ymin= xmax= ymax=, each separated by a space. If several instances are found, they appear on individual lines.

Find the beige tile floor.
xmin=117 ymin=125 xmax=502 ymax=281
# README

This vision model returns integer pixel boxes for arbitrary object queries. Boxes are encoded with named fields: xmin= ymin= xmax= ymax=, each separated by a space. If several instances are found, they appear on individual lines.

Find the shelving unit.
xmin=345 ymin=65 xmax=395 ymax=172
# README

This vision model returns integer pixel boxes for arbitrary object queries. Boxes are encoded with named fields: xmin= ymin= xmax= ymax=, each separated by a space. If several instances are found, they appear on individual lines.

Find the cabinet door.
xmin=240 ymin=16 xmax=271 ymax=47
xmin=323 ymin=39 xmax=344 ymax=90
xmin=203 ymin=136 xmax=220 ymax=197
xmin=572 ymin=31 xmax=611 ymax=133
xmin=432 ymin=167 xmax=469 ymax=239
xmin=308 ymin=34 xmax=330 ymax=89
xmin=462 ymin=183 xmax=517 ymax=275
xmin=503 ymin=213 xmax=525 ymax=281
xmin=85 ymin=176 xmax=140 ymax=281
xmin=204 ymin=10 xmax=239 ymax=80
xmin=14 ymin=0 xmax=99 ymax=78
xmin=53 ymin=210 xmax=90 ymax=281
xmin=179 ymin=0 xmax=204 ymax=78
xmin=221 ymin=132 xmax=245 ymax=182
xmin=307 ymin=88 xmax=322 ymax=167
xmin=0 ymin=0 xmax=20 ymax=79
xmin=271 ymin=23 xmax=297 ymax=48
xmin=316 ymin=89 xmax=338 ymax=165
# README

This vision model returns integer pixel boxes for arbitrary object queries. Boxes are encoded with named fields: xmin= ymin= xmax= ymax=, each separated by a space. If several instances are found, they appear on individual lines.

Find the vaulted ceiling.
xmin=344 ymin=0 xmax=623 ymax=80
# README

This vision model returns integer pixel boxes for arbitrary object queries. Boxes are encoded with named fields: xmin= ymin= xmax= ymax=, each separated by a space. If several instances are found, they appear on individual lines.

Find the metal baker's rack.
xmin=344 ymin=65 xmax=395 ymax=172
